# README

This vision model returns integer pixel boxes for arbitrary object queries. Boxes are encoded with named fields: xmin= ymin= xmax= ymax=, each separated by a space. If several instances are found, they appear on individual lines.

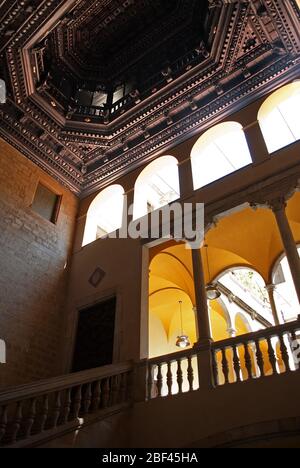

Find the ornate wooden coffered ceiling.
xmin=0 ymin=0 xmax=299 ymax=197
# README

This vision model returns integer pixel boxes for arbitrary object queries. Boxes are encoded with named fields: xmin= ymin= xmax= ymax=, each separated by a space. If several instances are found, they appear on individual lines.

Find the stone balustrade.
xmin=1 ymin=318 xmax=300 ymax=446
xmin=0 ymin=362 xmax=133 ymax=447
xmin=212 ymin=318 xmax=300 ymax=385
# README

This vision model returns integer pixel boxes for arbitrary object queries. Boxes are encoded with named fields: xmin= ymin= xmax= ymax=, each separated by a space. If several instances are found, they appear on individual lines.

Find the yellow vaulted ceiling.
xmin=148 ymin=194 xmax=300 ymax=356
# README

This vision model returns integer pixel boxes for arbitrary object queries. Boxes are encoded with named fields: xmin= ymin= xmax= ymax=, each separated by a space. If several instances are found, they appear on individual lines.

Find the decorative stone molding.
xmin=0 ymin=0 xmax=299 ymax=195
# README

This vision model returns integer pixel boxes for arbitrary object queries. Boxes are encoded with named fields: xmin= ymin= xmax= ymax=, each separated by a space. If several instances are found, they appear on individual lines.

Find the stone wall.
xmin=0 ymin=139 xmax=78 ymax=388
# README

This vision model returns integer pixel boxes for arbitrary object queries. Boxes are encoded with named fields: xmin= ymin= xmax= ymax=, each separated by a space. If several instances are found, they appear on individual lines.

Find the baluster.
xmin=62 ymin=388 xmax=71 ymax=424
xmin=39 ymin=394 xmax=49 ymax=432
xmin=101 ymin=378 xmax=110 ymax=408
xmin=72 ymin=386 xmax=82 ymax=419
xmin=166 ymin=361 xmax=173 ymax=396
xmin=279 ymin=333 xmax=290 ymax=372
xmin=267 ymin=337 xmax=277 ymax=375
xmin=52 ymin=391 xmax=61 ymax=428
xmin=211 ymin=350 xmax=219 ymax=386
xmin=11 ymin=401 xmax=23 ymax=443
xmin=83 ymin=383 xmax=92 ymax=414
xmin=0 ymin=405 xmax=8 ymax=443
xmin=120 ymin=373 xmax=128 ymax=402
xmin=147 ymin=364 xmax=154 ymax=400
xmin=232 ymin=345 xmax=241 ymax=383
xmin=156 ymin=363 xmax=163 ymax=397
xmin=91 ymin=381 xmax=101 ymax=411
xmin=290 ymin=329 xmax=297 ymax=344
xmin=244 ymin=342 xmax=253 ymax=379
xmin=290 ymin=329 xmax=300 ymax=370
xmin=254 ymin=339 xmax=264 ymax=377
xmin=177 ymin=359 xmax=183 ymax=394
xmin=187 ymin=356 xmax=194 ymax=391
xmin=111 ymin=375 xmax=120 ymax=405
xmin=24 ymin=398 xmax=36 ymax=438
xmin=221 ymin=348 xmax=230 ymax=384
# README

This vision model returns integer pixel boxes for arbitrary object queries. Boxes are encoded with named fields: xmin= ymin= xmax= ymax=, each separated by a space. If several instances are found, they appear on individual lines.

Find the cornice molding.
xmin=0 ymin=0 xmax=299 ymax=196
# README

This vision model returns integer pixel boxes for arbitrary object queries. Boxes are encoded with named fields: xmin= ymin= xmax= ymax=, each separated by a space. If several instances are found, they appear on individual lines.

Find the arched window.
xmin=0 ymin=339 xmax=6 ymax=364
xmin=0 ymin=79 xmax=6 ymax=103
xmin=133 ymin=156 xmax=180 ymax=220
xmin=272 ymin=247 xmax=300 ymax=322
xmin=258 ymin=81 xmax=300 ymax=153
xmin=191 ymin=122 xmax=252 ymax=190
xmin=82 ymin=185 xmax=124 ymax=246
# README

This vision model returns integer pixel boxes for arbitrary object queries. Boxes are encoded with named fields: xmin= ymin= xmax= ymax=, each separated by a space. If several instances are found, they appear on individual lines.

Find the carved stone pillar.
xmin=270 ymin=198 xmax=300 ymax=304
xmin=265 ymin=284 xmax=280 ymax=326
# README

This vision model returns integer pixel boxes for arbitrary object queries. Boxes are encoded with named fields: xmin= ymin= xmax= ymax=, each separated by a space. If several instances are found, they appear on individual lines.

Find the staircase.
xmin=1 ymin=318 xmax=300 ymax=448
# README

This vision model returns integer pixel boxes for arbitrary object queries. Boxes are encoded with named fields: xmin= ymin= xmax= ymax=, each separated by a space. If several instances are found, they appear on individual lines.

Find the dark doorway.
xmin=72 ymin=297 xmax=116 ymax=373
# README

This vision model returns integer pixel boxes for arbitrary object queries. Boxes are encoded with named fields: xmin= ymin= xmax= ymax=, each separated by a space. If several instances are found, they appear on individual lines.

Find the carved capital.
xmin=267 ymin=196 xmax=287 ymax=213
xmin=265 ymin=283 xmax=276 ymax=293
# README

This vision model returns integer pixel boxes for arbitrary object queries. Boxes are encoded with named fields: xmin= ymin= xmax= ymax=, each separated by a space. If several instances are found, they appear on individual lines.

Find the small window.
xmin=32 ymin=183 xmax=60 ymax=223
xmin=0 ymin=79 xmax=6 ymax=104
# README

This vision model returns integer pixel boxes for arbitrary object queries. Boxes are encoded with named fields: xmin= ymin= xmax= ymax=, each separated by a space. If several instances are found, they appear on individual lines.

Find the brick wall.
xmin=0 ymin=139 xmax=78 ymax=389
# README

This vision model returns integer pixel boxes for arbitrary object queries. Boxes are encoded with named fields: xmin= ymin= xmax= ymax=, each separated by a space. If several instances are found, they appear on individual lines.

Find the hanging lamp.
xmin=204 ymin=244 xmax=221 ymax=301
xmin=176 ymin=301 xmax=191 ymax=348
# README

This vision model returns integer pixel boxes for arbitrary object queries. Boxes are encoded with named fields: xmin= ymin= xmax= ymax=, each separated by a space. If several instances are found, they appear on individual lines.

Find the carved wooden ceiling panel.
xmin=0 ymin=0 xmax=299 ymax=197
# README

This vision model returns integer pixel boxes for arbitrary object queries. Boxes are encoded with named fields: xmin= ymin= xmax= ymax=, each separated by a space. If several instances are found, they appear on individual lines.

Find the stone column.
xmin=191 ymin=247 xmax=213 ymax=389
xmin=271 ymin=198 xmax=300 ymax=304
xmin=265 ymin=284 xmax=280 ymax=326
xmin=191 ymin=248 xmax=212 ymax=341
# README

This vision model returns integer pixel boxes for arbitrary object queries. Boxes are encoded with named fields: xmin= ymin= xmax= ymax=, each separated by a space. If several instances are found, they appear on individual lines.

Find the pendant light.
xmin=204 ymin=244 xmax=221 ymax=301
xmin=176 ymin=301 xmax=191 ymax=349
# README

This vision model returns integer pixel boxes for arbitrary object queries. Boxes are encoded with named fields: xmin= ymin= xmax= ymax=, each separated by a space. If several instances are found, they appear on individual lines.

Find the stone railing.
xmin=1 ymin=319 xmax=300 ymax=446
xmin=211 ymin=319 xmax=300 ymax=386
xmin=147 ymin=348 xmax=199 ymax=399
xmin=0 ymin=362 xmax=133 ymax=447
xmin=146 ymin=318 xmax=300 ymax=398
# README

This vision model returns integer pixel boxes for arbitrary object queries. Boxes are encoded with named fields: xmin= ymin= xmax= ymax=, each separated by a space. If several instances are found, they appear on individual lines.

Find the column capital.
xmin=265 ymin=283 xmax=276 ymax=293
xmin=248 ymin=178 xmax=299 ymax=212
xmin=250 ymin=196 xmax=287 ymax=213
xmin=267 ymin=196 xmax=287 ymax=213
xmin=227 ymin=327 xmax=236 ymax=338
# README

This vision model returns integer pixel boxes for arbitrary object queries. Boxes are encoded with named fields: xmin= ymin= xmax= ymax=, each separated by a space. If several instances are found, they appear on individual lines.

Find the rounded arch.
xmin=235 ymin=312 xmax=252 ymax=335
xmin=258 ymin=81 xmax=300 ymax=153
xmin=271 ymin=244 xmax=300 ymax=283
xmin=213 ymin=264 xmax=264 ymax=285
xmin=271 ymin=245 xmax=300 ymax=323
xmin=209 ymin=299 xmax=231 ymax=341
xmin=191 ymin=121 xmax=252 ymax=190
xmin=216 ymin=266 xmax=272 ymax=327
xmin=82 ymin=184 xmax=125 ymax=246
xmin=133 ymin=156 xmax=180 ymax=220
